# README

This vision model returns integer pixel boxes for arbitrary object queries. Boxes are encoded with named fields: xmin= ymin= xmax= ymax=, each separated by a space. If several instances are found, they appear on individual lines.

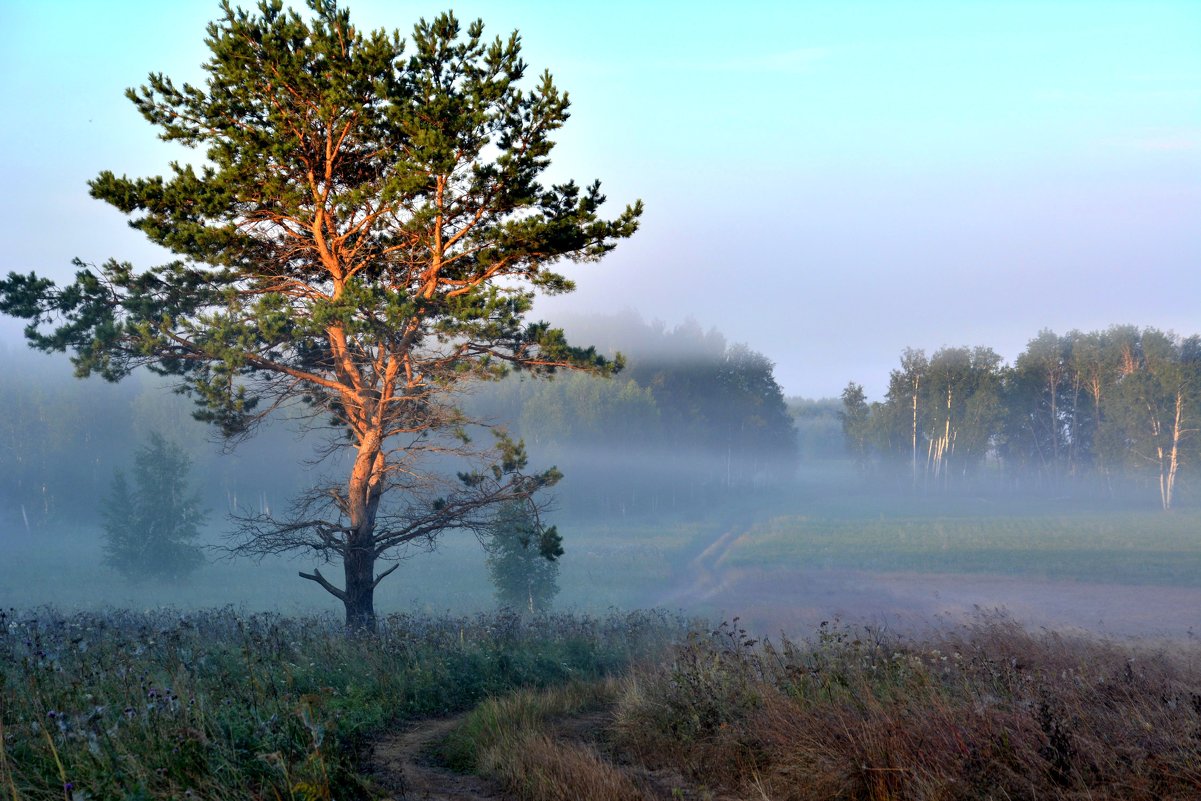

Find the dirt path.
xmin=370 ymin=715 xmax=502 ymax=801
xmin=656 ymin=526 xmax=745 ymax=608
xmin=369 ymin=706 xmax=740 ymax=801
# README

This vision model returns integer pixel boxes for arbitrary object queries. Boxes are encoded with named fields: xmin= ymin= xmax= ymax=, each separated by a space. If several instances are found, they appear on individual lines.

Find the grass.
xmin=722 ymin=510 xmax=1201 ymax=585
xmin=8 ymin=603 xmax=1200 ymax=800
xmin=0 ymin=516 xmax=712 ymax=615
xmin=439 ymin=680 xmax=645 ymax=801
xmin=612 ymin=616 xmax=1201 ymax=800
xmin=0 ymin=606 xmax=681 ymax=800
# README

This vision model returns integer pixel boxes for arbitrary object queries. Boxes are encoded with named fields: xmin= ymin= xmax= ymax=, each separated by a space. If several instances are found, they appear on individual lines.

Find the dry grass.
xmin=484 ymin=733 xmax=645 ymax=801
xmin=614 ymin=615 xmax=1201 ymax=800
xmin=442 ymin=680 xmax=649 ymax=800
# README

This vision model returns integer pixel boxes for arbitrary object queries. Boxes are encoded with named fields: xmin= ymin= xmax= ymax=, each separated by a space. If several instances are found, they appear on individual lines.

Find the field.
xmin=5 ymin=607 xmax=1200 ymax=800
xmin=4 ymin=499 xmax=1200 ymax=640
xmin=722 ymin=510 xmax=1201 ymax=586
xmin=5 ymin=499 xmax=1201 ymax=798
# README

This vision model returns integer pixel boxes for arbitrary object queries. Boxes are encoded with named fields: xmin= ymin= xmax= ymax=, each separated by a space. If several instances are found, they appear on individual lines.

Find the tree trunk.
xmin=911 ymin=381 xmax=919 ymax=490
xmin=1163 ymin=390 xmax=1185 ymax=512
xmin=342 ymin=435 xmax=384 ymax=630
xmin=343 ymin=535 xmax=377 ymax=631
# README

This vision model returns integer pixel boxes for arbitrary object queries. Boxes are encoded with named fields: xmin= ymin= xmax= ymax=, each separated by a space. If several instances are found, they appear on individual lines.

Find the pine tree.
xmin=485 ymin=502 xmax=561 ymax=614
xmin=0 ymin=2 xmax=640 ymax=629
xmin=102 ymin=433 xmax=206 ymax=581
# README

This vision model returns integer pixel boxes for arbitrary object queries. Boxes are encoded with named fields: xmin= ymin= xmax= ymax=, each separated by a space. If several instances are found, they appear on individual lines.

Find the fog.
xmin=3 ymin=314 xmax=1199 ymax=641
xmin=2 ymin=1 xmax=1199 ymax=642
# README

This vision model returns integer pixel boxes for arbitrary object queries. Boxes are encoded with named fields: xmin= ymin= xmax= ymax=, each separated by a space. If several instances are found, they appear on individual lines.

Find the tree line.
xmin=467 ymin=314 xmax=798 ymax=517
xmin=841 ymin=326 xmax=1201 ymax=509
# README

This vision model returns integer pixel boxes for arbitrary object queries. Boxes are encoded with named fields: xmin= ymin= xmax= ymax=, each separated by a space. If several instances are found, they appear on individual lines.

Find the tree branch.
xmin=299 ymin=568 xmax=347 ymax=602
xmin=372 ymin=562 xmax=401 ymax=589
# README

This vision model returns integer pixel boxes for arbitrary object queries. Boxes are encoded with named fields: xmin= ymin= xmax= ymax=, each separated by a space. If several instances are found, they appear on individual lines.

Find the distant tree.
xmin=1113 ymin=329 xmax=1201 ymax=510
xmin=884 ymin=348 xmax=928 ymax=488
xmin=1006 ymin=330 xmax=1073 ymax=482
xmin=788 ymin=396 xmax=845 ymax=461
xmin=102 ymin=433 xmax=206 ymax=581
xmin=0 ymin=3 xmax=640 ymax=630
xmin=1066 ymin=325 xmax=1141 ymax=488
xmin=921 ymin=346 xmax=1004 ymax=487
xmin=485 ymin=501 xmax=561 ymax=614
xmin=839 ymin=382 xmax=871 ymax=468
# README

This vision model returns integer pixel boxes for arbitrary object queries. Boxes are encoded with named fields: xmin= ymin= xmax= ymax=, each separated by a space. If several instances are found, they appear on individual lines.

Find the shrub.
xmin=614 ymin=615 xmax=1201 ymax=800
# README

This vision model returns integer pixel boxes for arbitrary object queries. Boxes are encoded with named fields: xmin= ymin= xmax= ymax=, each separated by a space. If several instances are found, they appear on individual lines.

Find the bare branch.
xmin=299 ymin=568 xmax=348 ymax=602
xmin=372 ymin=562 xmax=400 ymax=589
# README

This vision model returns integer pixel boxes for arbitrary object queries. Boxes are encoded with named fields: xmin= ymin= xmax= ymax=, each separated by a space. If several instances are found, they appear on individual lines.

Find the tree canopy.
xmin=0 ymin=0 xmax=642 ymax=629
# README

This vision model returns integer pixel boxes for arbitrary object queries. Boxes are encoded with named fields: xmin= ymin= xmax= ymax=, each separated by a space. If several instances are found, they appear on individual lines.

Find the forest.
xmin=5 ymin=319 xmax=1200 ymax=544
xmin=842 ymin=326 xmax=1201 ymax=509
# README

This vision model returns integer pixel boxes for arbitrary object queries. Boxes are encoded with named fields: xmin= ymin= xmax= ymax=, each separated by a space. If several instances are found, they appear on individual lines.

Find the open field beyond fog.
xmin=5 ymin=502 xmax=1200 ymax=640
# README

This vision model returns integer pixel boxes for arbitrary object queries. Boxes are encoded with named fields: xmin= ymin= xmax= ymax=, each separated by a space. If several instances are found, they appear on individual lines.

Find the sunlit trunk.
xmin=911 ymin=380 xmax=919 ymax=490
xmin=342 ymin=436 xmax=384 ymax=630
xmin=1162 ymin=391 xmax=1185 ymax=511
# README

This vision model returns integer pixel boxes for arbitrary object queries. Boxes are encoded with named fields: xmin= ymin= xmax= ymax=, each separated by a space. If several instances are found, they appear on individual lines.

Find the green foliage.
xmin=485 ymin=502 xmax=562 ymax=614
xmin=102 ymin=433 xmax=207 ymax=581
xmin=0 ymin=2 xmax=640 ymax=427
xmin=839 ymin=382 xmax=871 ymax=466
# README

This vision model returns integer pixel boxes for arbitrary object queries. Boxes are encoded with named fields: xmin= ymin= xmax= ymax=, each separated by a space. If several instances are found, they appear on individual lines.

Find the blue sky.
xmin=2 ymin=1 xmax=1198 ymax=397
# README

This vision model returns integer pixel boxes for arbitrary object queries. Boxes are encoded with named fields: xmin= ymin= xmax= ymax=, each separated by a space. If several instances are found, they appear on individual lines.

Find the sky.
xmin=1 ymin=1 xmax=1198 ymax=398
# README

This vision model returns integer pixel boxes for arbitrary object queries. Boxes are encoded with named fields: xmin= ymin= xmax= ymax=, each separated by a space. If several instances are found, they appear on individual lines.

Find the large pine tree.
xmin=0 ymin=1 xmax=641 ymax=629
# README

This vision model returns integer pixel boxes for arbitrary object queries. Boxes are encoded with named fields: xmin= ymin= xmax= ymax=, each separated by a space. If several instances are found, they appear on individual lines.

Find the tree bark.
xmin=343 ymin=535 xmax=377 ymax=631
xmin=342 ymin=432 xmax=385 ymax=629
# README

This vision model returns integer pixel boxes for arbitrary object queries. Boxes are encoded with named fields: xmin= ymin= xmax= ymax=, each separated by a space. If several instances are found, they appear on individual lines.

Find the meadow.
xmin=0 ymin=607 xmax=680 ymax=799
xmin=6 ymin=496 xmax=1201 ymax=798
xmin=419 ymin=616 xmax=1201 ymax=801
xmin=722 ymin=509 xmax=1201 ymax=587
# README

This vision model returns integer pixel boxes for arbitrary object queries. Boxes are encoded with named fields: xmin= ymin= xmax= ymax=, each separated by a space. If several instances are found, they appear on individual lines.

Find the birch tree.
xmin=1117 ymin=330 xmax=1201 ymax=510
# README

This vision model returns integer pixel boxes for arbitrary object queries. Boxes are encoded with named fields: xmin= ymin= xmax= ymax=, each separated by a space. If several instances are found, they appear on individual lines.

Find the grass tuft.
xmin=442 ymin=680 xmax=647 ymax=800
